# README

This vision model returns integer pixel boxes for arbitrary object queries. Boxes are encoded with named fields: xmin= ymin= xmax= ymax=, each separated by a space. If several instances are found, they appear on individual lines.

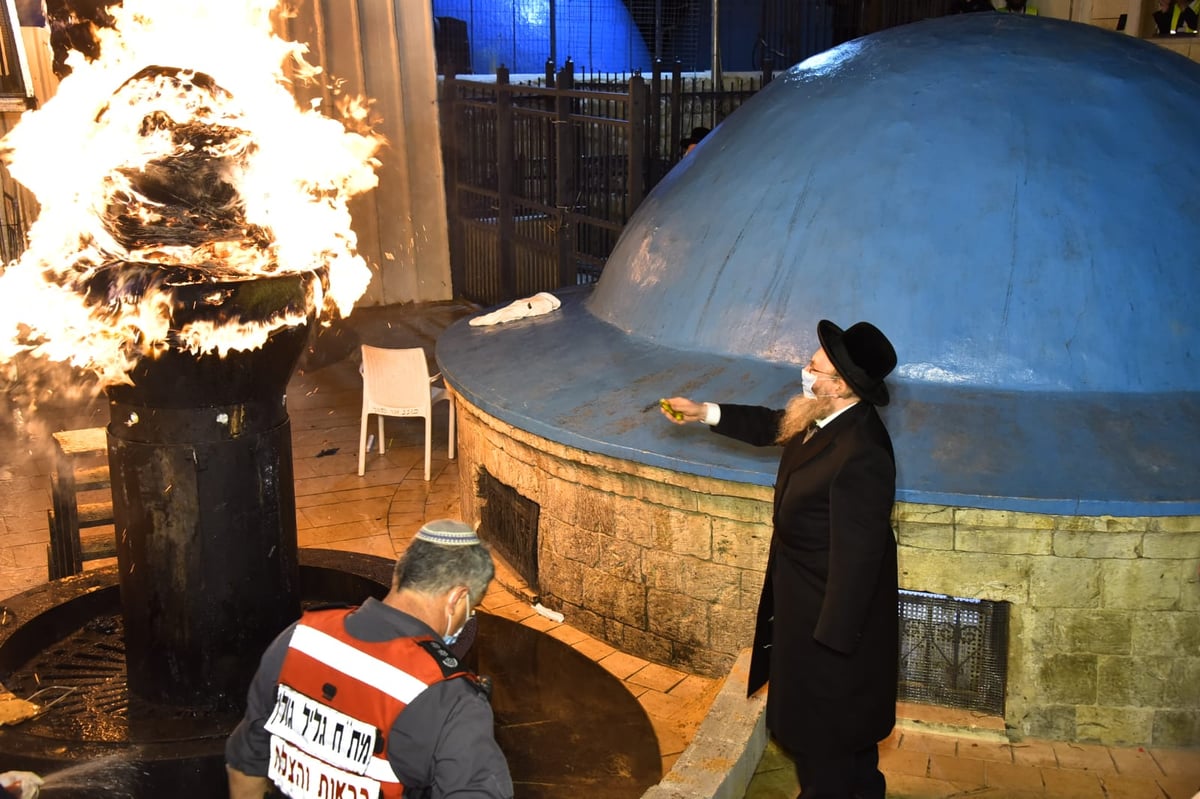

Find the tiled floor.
xmin=1 ymin=301 xmax=1198 ymax=797
xmin=748 ymin=727 xmax=1200 ymax=799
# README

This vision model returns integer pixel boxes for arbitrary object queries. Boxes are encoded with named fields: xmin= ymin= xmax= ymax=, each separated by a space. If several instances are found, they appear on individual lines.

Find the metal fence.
xmin=440 ymin=60 xmax=769 ymax=306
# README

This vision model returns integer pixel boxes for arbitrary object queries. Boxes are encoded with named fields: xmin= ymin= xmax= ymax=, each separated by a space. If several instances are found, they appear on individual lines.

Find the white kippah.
xmin=415 ymin=519 xmax=481 ymax=546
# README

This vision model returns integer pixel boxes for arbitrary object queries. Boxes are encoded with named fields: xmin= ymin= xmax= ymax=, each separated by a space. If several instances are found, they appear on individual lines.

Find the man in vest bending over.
xmin=226 ymin=520 xmax=513 ymax=799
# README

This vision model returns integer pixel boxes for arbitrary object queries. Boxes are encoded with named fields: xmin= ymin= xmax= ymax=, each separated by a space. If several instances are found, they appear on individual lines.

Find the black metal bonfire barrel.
xmin=105 ymin=270 xmax=312 ymax=709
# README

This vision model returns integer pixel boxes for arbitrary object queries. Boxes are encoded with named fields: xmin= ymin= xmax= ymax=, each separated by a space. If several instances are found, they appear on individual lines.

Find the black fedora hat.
xmin=817 ymin=320 xmax=897 ymax=406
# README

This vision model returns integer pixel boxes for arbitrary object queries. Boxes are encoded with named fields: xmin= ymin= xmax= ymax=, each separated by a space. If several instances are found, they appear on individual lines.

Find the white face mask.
xmin=802 ymin=368 xmax=841 ymax=400
xmin=801 ymin=368 xmax=820 ymax=399
xmin=443 ymin=616 xmax=465 ymax=646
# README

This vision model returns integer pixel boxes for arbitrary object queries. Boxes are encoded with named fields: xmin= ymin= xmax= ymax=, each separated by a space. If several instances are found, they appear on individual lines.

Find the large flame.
xmin=0 ymin=0 xmax=382 ymax=388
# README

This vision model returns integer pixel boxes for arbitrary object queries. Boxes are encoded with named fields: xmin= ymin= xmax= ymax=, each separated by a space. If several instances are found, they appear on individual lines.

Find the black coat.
xmin=712 ymin=401 xmax=898 ymax=754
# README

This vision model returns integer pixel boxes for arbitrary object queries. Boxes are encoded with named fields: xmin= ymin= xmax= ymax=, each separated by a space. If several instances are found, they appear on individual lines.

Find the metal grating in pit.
xmin=897 ymin=589 xmax=1009 ymax=716
xmin=0 ymin=613 xmax=236 ymax=743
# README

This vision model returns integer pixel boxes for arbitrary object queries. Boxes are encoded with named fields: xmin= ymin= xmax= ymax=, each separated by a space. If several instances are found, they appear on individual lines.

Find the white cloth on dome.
xmin=468 ymin=292 xmax=561 ymax=326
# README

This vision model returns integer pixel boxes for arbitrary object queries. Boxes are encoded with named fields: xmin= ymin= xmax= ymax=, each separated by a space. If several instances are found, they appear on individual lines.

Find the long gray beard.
xmin=776 ymin=394 xmax=837 ymax=444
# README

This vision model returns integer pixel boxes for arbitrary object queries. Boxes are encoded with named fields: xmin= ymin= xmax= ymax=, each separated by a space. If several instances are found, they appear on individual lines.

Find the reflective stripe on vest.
xmin=268 ymin=608 xmax=471 ymax=799
xmin=1171 ymin=4 xmax=1195 ymax=30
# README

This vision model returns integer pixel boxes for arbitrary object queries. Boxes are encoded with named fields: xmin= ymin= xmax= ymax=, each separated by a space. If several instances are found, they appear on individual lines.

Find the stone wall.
xmin=457 ymin=400 xmax=773 ymax=678
xmin=897 ymin=505 xmax=1200 ymax=747
xmin=456 ymin=400 xmax=1200 ymax=747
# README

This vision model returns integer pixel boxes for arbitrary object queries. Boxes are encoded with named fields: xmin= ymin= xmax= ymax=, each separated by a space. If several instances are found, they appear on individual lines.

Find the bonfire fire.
xmin=0 ymin=0 xmax=382 ymax=388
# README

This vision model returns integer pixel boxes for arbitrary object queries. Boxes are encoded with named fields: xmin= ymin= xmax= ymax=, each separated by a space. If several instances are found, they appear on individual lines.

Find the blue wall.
xmin=433 ymin=0 xmax=652 ymax=74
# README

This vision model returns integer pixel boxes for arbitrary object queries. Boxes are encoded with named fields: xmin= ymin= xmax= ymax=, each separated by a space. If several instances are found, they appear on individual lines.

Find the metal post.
xmin=496 ymin=66 xmax=516 ymax=301
xmin=549 ymin=0 xmax=558 ymax=68
xmin=555 ymin=61 xmax=576 ymax=289
xmin=650 ymin=59 xmax=663 ymax=185
xmin=670 ymin=61 xmax=683 ymax=161
xmin=712 ymin=0 xmax=722 ymax=92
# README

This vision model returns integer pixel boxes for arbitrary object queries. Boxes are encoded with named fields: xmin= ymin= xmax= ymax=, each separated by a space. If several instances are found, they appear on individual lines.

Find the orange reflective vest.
xmin=264 ymin=608 xmax=476 ymax=799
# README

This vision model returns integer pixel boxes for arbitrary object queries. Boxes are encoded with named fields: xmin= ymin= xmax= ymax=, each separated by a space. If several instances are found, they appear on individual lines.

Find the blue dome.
xmin=588 ymin=14 xmax=1200 ymax=393
xmin=439 ymin=14 xmax=1200 ymax=515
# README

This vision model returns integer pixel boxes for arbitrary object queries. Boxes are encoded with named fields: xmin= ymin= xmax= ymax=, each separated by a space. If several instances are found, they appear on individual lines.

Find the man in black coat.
xmin=662 ymin=319 xmax=899 ymax=799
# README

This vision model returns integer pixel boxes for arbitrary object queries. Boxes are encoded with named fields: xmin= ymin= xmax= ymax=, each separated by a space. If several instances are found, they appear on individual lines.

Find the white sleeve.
xmin=701 ymin=402 xmax=721 ymax=426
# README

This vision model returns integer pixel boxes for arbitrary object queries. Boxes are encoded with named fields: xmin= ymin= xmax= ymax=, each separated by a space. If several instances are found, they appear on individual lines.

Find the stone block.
xmin=1054 ymin=515 xmax=1150 ymax=534
xmin=1075 ymin=706 xmax=1154 ymax=746
xmin=898 ymin=550 xmax=1030 ymax=603
xmin=1029 ymin=557 xmax=1101 ymax=608
xmin=558 ymin=602 xmax=605 ymax=640
xmin=1096 ymin=655 xmax=1170 ymax=706
xmin=647 ymin=587 xmax=711 ymax=648
xmin=695 ymin=491 xmax=771 ymax=524
xmin=739 ymin=569 xmax=766 ymax=610
xmin=707 ymin=604 xmax=756 ymax=656
xmin=1130 ymin=611 xmax=1200 ymax=657
xmin=691 ymin=560 xmax=746 ymax=605
xmin=1015 ymin=704 xmax=1077 ymax=742
xmin=1037 ymin=654 xmax=1097 ymax=705
xmin=631 ymin=474 xmax=703 ymax=512
xmin=1152 ymin=709 xmax=1200 ymax=747
xmin=1100 ymin=559 xmax=1183 ymax=611
xmin=1164 ymin=658 xmax=1200 ymax=709
xmin=582 ymin=566 xmax=647 ymax=624
xmin=895 ymin=524 xmax=954 ymax=550
xmin=1004 ymin=607 xmax=1046 ymax=685
xmin=1183 ymin=564 xmax=1200 ymax=612
xmin=676 ymin=644 xmax=736 ymax=678
xmin=575 ymin=486 xmax=616 ymax=536
xmin=894 ymin=503 xmax=954 ymax=525
xmin=711 ymin=518 xmax=770 ymax=569
xmin=643 ymin=551 xmax=742 ymax=605
xmin=955 ymin=528 xmax=1053 ymax=556
xmin=1148 ymin=516 xmax=1200 ymax=534
xmin=596 ymin=536 xmax=645 ymax=583
xmin=538 ymin=548 xmax=585 ymax=599
xmin=618 ymin=504 xmax=712 ymax=558
xmin=1142 ymin=532 xmax=1200 ymax=560
xmin=1052 ymin=531 xmax=1143 ymax=559
xmin=954 ymin=508 xmax=1055 ymax=531
xmin=543 ymin=518 xmax=600 ymax=566
xmin=1053 ymin=609 xmax=1131 ymax=654
xmin=602 ymin=618 xmax=675 ymax=665
xmin=643 ymin=549 xmax=688 ymax=593
xmin=538 ymin=474 xmax=577 ymax=525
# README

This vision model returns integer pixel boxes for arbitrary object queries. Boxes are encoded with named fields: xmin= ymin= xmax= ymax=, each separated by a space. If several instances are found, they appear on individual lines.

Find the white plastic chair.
xmin=358 ymin=345 xmax=456 ymax=480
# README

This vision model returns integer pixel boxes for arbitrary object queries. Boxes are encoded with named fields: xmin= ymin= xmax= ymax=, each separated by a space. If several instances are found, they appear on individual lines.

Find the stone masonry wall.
xmin=456 ymin=400 xmax=772 ymax=678
xmin=897 ymin=504 xmax=1200 ymax=747
xmin=456 ymin=400 xmax=1200 ymax=746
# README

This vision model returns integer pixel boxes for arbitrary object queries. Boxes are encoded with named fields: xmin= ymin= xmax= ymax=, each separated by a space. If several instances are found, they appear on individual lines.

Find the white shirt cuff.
xmin=701 ymin=402 xmax=721 ymax=426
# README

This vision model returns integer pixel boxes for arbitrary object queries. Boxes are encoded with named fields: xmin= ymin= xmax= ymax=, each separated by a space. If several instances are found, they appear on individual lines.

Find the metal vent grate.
xmin=898 ymin=589 xmax=1009 ymax=716
xmin=476 ymin=467 xmax=540 ymax=589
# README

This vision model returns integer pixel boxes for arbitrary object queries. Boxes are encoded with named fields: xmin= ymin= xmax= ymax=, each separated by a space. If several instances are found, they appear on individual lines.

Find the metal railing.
xmin=441 ymin=59 xmax=771 ymax=305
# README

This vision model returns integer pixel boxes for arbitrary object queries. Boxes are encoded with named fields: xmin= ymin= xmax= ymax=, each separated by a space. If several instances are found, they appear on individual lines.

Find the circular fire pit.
xmin=0 ymin=550 xmax=662 ymax=798
xmin=0 ymin=550 xmax=392 ymax=793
